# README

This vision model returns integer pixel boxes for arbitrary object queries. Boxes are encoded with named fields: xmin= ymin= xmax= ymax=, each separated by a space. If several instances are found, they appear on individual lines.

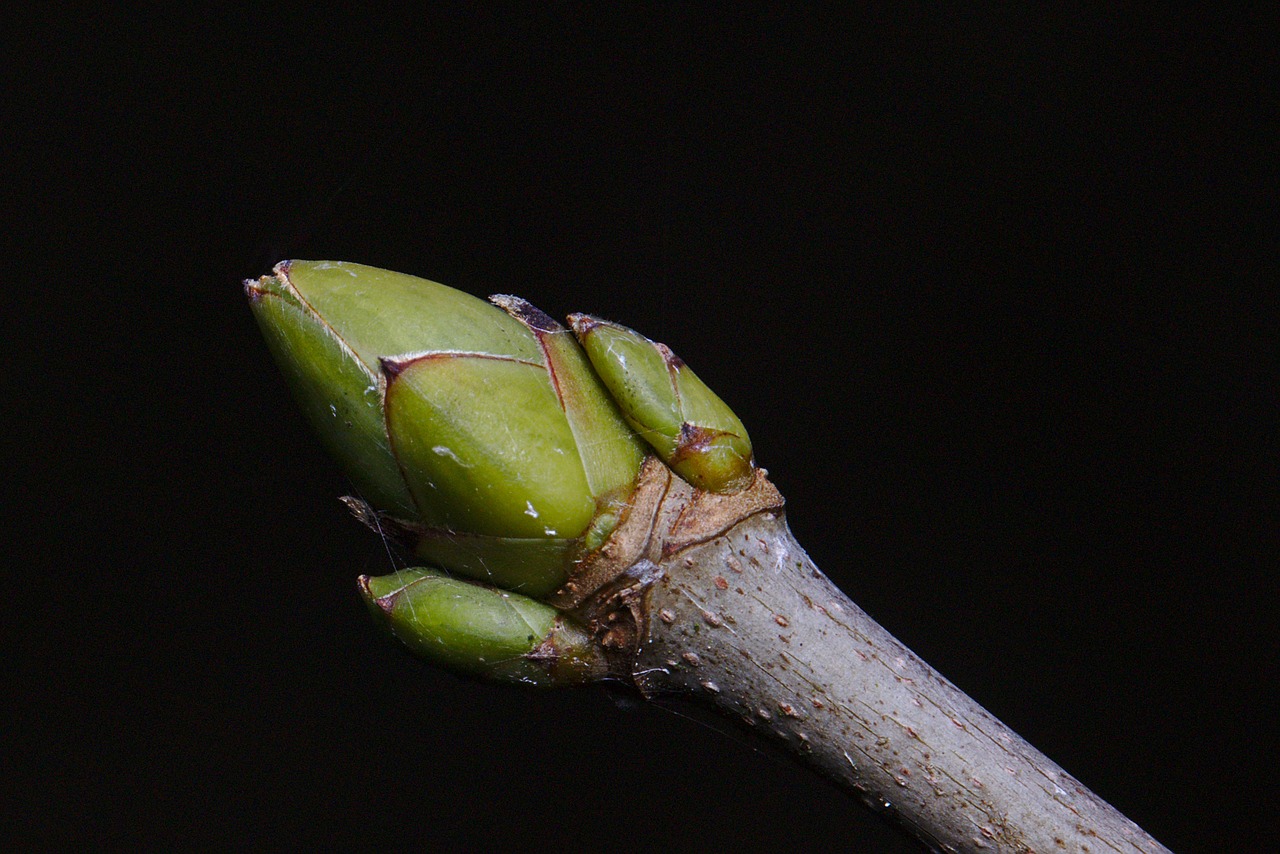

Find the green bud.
xmin=358 ymin=567 xmax=607 ymax=686
xmin=246 ymin=261 xmax=645 ymax=595
xmin=245 ymin=266 xmax=418 ymax=518
xmin=568 ymin=314 xmax=754 ymax=493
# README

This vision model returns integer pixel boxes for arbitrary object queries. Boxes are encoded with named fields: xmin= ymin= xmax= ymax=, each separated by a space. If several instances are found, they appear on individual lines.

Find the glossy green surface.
xmin=668 ymin=363 xmax=754 ymax=492
xmin=247 ymin=280 xmax=417 ymax=517
xmin=281 ymin=261 xmax=541 ymax=366
xmin=360 ymin=567 xmax=562 ymax=684
xmin=570 ymin=317 xmax=682 ymax=453
xmin=570 ymin=314 xmax=753 ymax=493
xmin=529 ymin=318 xmax=646 ymax=499
xmin=413 ymin=530 xmax=576 ymax=598
xmin=384 ymin=353 xmax=596 ymax=538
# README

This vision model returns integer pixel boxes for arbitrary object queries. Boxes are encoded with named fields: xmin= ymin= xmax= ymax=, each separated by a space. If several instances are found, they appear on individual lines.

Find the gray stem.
xmin=631 ymin=508 xmax=1169 ymax=853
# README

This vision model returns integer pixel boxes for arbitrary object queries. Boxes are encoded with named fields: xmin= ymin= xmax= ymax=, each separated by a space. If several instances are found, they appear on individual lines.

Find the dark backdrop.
xmin=13 ymin=7 xmax=1273 ymax=851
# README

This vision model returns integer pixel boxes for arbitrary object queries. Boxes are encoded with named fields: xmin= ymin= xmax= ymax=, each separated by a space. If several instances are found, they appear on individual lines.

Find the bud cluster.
xmin=247 ymin=261 xmax=754 ymax=682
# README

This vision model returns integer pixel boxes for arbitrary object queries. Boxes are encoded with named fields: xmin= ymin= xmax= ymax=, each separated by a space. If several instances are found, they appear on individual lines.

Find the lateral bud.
xmin=568 ymin=314 xmax=754 ymax=493
xmin=358 ymin=567 xmax=610 ymax=686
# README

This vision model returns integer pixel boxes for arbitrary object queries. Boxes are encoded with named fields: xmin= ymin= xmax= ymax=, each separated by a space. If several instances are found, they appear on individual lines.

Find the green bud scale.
xmin=359 ymin=567 xmax=606 ymax=686
xmin=569 ymin=314 xmax=754 ymax=493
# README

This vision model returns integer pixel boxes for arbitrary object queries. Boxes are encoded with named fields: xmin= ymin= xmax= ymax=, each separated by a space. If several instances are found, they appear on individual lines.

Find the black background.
xmin=12 ymin=7 xmax=1274 ymax=851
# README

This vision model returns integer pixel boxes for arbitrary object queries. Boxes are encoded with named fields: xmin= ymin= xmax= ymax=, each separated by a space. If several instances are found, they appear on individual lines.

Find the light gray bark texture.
xmin=621 ymin=472 xmax=1169 ymax=853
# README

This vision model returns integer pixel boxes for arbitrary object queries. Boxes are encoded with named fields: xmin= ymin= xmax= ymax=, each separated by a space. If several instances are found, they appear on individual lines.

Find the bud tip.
xmin=379 ymin=356 xmax=405 ymax=379
xmin=566 ymin=313 xmax=602 ymax=337
xmin=357 ymin=574 xmax=397 ymax=614
xmin=490 ymin=294 xmax=561 ymax=332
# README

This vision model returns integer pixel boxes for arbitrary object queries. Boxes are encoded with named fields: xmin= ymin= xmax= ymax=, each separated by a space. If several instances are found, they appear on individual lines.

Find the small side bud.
xmin=359 ymin=568 xmax=609 ymax=686
xmin=568 ymin=314 xmax=754 ymax=493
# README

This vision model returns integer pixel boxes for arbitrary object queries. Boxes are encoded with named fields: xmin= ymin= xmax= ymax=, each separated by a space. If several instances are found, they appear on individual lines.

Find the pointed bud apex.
xmin=359 ymin=568 xmax=608 ymax=685
xmin=568 ymin=314 xmax=754 ymax=493
xmin=246 ymin=263 xmax=417 ymax=518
